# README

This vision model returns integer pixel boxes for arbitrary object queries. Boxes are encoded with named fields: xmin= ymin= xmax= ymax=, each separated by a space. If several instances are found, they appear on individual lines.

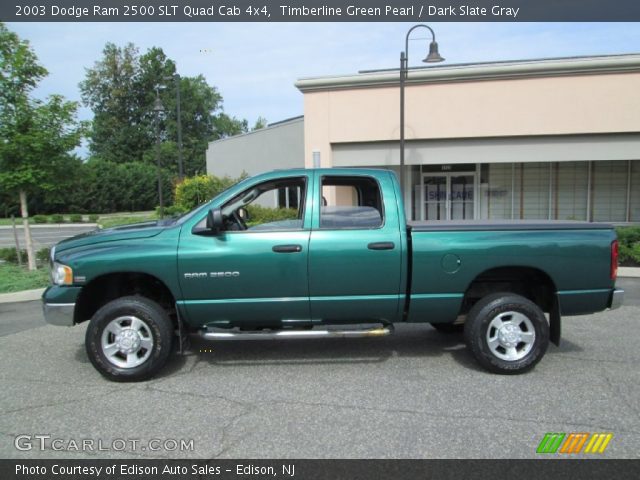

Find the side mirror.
xmin=206 ymin=208 xmax=224 ymax=234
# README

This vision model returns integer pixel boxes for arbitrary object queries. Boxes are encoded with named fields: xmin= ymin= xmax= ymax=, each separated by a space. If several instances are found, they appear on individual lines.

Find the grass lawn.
xmin=0 ymin=263 xmax=50 ymax=294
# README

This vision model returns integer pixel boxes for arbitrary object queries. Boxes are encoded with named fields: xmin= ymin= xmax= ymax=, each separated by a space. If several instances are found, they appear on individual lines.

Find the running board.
xmin=200 ymin=325 xmax=393 ymax=341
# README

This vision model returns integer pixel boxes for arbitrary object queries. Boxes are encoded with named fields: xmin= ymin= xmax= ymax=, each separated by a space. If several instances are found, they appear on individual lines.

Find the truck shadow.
xmin=179 ymin=325 xmax=482 ymax=371
xmin=72 ymin=325 xmax=585 ymax=378
xmin=176 ymin=327 xmax=585 ymax=374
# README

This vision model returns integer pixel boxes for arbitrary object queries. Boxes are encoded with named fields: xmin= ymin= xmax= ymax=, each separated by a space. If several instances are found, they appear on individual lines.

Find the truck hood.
xmin=54 ymin=221 xmax=167 ymax=254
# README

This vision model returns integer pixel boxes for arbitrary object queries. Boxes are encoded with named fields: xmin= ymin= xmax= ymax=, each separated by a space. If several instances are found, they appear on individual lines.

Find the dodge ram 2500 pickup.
xmin=43 ymin=168 xmax=624 ymax=381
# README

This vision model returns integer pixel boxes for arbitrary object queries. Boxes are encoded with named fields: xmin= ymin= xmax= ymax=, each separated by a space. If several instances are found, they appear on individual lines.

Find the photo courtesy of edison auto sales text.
xmin=15 ymin=463 xmax=295 ymax=476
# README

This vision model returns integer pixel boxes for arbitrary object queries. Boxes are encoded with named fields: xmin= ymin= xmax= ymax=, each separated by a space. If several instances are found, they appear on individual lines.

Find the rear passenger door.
xmin=308 ymin=172 xmax=403 ymax=322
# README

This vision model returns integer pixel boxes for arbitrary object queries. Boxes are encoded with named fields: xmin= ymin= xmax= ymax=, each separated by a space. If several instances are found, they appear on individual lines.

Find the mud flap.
xmin=175 ymin=304 xmax=190 ymax=354
xmin=550 ymin=294 xmax=561 ymax=346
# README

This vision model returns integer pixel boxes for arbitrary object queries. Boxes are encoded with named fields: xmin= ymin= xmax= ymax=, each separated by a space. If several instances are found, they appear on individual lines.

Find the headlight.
xmin=51 ymin=262 xmax=73 ymax=285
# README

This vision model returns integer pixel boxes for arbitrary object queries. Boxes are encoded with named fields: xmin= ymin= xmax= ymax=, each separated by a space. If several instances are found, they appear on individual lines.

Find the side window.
xmin=320 ymin=176 xmax=383 ymax=229
xmin=219 ymin=177 xmax=307 ymax=232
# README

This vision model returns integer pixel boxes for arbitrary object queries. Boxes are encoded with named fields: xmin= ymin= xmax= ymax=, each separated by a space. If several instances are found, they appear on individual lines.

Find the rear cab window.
xmin=319 ymin=176 xmax=384 ymax=229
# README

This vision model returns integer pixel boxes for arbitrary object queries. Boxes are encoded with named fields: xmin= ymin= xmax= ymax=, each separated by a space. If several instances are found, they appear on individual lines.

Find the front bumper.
xmin=42 ymin=302 xmax=75 ymax=326
xmin=42 ymin=285 xmax=81 ymax=326
xmin=608 ymin=289 xmax=624 ymax=310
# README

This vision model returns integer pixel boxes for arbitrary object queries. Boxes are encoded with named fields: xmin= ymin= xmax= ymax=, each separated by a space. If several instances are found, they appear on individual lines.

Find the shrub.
xmin=616 ymin=226 xmax=640 ymax=265
xmin=69 ymin=214 xmax=83 ymax=223
xmin=174 ymin=173 xmax=246 ymax=211
xmin=36 ymin=248 xmax=51 ymax=265
xmin=0 ymin=247 xmax=26 ymax=264
xmin=0 ymin=247 xmax=51 ymax=266
xmin=50 ymin=214 xmax=64 ymax=223
xmin=32 ymin=215 xmax=47 ymax=224
xmin=157 ymin=205 xmax=188 ymax=218
xmin=88 ymin=214 xmax=99 ymax=223
xmin=246 ymin=205 xmax=298 ymax=226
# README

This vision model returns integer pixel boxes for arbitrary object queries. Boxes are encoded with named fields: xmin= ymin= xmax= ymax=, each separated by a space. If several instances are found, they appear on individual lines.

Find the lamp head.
xmin=423 ymin=41 xmax=445 ymax=63
xmin=153 ymin=97 xmax=164 ymax=113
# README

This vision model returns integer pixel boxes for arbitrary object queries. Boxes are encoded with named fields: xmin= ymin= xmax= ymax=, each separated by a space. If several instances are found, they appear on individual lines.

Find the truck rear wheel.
xmin=464 ymin=292 xmax=549 ymax=374
xmin=85 ymin=296 xmax=173 ymax=382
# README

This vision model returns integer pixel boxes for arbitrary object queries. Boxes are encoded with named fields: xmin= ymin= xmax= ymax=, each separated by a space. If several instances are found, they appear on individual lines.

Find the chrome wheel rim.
xmin=100 ymin=316 xmax=154 ymax=368
xmin=486 ymin=311 xmax=536 ymax=361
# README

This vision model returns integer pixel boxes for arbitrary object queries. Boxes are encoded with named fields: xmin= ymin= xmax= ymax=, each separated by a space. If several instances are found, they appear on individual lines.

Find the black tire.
xmin=430 ymin=322 xmax=464 ymax=334
xmin=464 ymin=292 xmax=549 ymax=374
xmin=85 ymin=296 xmax=173 ymax=382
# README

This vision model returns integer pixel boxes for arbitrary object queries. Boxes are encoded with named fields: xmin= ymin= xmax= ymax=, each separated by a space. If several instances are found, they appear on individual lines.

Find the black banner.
xmin=3 ymin=0 xmax=640 ymax=22
xmin=1 ymin=459 xmax=640 ymax=480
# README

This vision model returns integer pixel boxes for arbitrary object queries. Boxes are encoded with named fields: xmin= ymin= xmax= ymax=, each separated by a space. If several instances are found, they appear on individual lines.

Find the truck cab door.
xmin=308 ymin=172 xmax=404 ymax=323
xmin=177 ymin=174 xmax=313 ymax=328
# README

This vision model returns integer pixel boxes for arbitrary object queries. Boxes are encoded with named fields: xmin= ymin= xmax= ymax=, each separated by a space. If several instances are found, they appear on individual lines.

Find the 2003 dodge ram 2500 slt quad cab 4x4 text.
xmin=43 ymin=168 xmax=624 ymax=381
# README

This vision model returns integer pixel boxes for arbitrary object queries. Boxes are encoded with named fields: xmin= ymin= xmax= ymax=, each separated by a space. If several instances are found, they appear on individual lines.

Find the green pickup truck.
xmin=43 ymin=168 xmax=624 ymax=381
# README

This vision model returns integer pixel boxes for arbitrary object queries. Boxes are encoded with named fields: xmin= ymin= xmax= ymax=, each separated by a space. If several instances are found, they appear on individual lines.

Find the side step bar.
xmin=200 ymin=325 xmax=393 ymax=341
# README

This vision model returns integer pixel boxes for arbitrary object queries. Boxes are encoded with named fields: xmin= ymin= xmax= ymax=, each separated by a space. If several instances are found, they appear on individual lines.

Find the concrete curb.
xmin=619 ymin=267 xmax=640 ymax=278
xmin=0 ymin=288 xmax=45 ymax=304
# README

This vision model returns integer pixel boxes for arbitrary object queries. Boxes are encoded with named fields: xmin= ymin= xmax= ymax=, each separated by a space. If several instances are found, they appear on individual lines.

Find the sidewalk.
xmin=1 ymin=268 xmax=639 ymax=305
xmin=0 ymin=288 xmax=45 ymax=304
xmin=619 ymin=267 xmax=640 ymax=278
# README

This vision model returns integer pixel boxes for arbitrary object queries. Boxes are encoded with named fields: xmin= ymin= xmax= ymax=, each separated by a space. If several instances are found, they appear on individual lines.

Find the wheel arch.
xmin=461 ymin=266 xmax=560 ymax=345
xmin=74 ymin=272 xmax=177 ymax=326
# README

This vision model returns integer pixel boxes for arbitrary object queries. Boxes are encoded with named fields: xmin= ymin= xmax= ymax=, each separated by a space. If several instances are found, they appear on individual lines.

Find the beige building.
xmin=209 ymin=54 xmax=640 ymax=222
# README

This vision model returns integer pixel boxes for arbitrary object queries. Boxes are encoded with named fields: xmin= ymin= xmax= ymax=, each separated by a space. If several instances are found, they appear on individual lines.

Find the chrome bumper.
xmin=608 ymin=289 xmax=624 ymax=310
xmin=43 ymin=302 xmax=75 ymax=326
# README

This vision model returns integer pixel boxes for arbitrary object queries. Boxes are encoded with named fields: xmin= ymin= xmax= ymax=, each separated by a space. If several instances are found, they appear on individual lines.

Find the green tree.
xmin=0 ymin=24 xmax=84 ymax=269
xmin=79 ymin=43 xmax=148 ymax=163
xmin=80 ymin=43 xmax=250 ymax=176
xmin=252 ymin=116 xmax=268 ymax=130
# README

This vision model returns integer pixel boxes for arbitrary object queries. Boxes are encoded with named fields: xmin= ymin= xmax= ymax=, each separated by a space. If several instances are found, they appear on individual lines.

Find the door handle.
xmin=368 ymin=242 xmax=395 ymax=250
xmin=272 ymin=244 xmax=303 ymax=253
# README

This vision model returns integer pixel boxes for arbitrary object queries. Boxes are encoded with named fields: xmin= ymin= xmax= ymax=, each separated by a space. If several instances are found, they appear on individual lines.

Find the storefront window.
xmin=592 ymin=161 xmax=628 ymax=222
xmin=555 ymin=162 xmax=588 ymax=221
xmin=630 ymin=160 xmax=640 ymax=222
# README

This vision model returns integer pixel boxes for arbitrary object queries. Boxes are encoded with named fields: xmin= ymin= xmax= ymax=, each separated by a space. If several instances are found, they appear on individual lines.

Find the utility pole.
xmin=154 ymin=88 xmax=165 ymax=219
xmin=165 ymin=73 xmax=184 ymax=179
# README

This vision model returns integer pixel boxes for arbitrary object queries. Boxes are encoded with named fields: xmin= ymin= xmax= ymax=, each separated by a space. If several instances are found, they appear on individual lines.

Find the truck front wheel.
xmin=464 ymin=293 xmax=549 ymax=374
xmin=85 ymin=296 xmax=173 ymax=382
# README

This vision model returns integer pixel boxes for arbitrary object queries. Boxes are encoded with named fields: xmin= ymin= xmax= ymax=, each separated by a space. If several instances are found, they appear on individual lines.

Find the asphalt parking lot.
xmin=0 ymin=280 xmax=638 ymax=459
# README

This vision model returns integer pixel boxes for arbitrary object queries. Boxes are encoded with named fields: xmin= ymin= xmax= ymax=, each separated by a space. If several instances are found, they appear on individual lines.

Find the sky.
xmin=7 ymin=22 xmax=640 ymax=158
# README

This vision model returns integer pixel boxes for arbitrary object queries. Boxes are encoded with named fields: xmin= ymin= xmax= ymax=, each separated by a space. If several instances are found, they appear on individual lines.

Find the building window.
xmin=480 ymin=163 xmax=514 ymax=220
xmin=592 ymin=161 xmax=628 ymax=222
xmin=555 ymin=162 xmax=588 ymax=221
xmin=630 ymin=160 xmax=640 ymax=222
xmin=516 ymin=163 xmax=551 ymax=220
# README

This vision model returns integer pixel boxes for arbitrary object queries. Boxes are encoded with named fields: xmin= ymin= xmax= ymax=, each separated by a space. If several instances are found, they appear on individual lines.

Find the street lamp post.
xmin=153 ymin=88 xmax=165 ymax=219
xmin=399 ymin=25 xmax=444 ymax=202
xmin=165 ymin=74 xmax=184 ymax=179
